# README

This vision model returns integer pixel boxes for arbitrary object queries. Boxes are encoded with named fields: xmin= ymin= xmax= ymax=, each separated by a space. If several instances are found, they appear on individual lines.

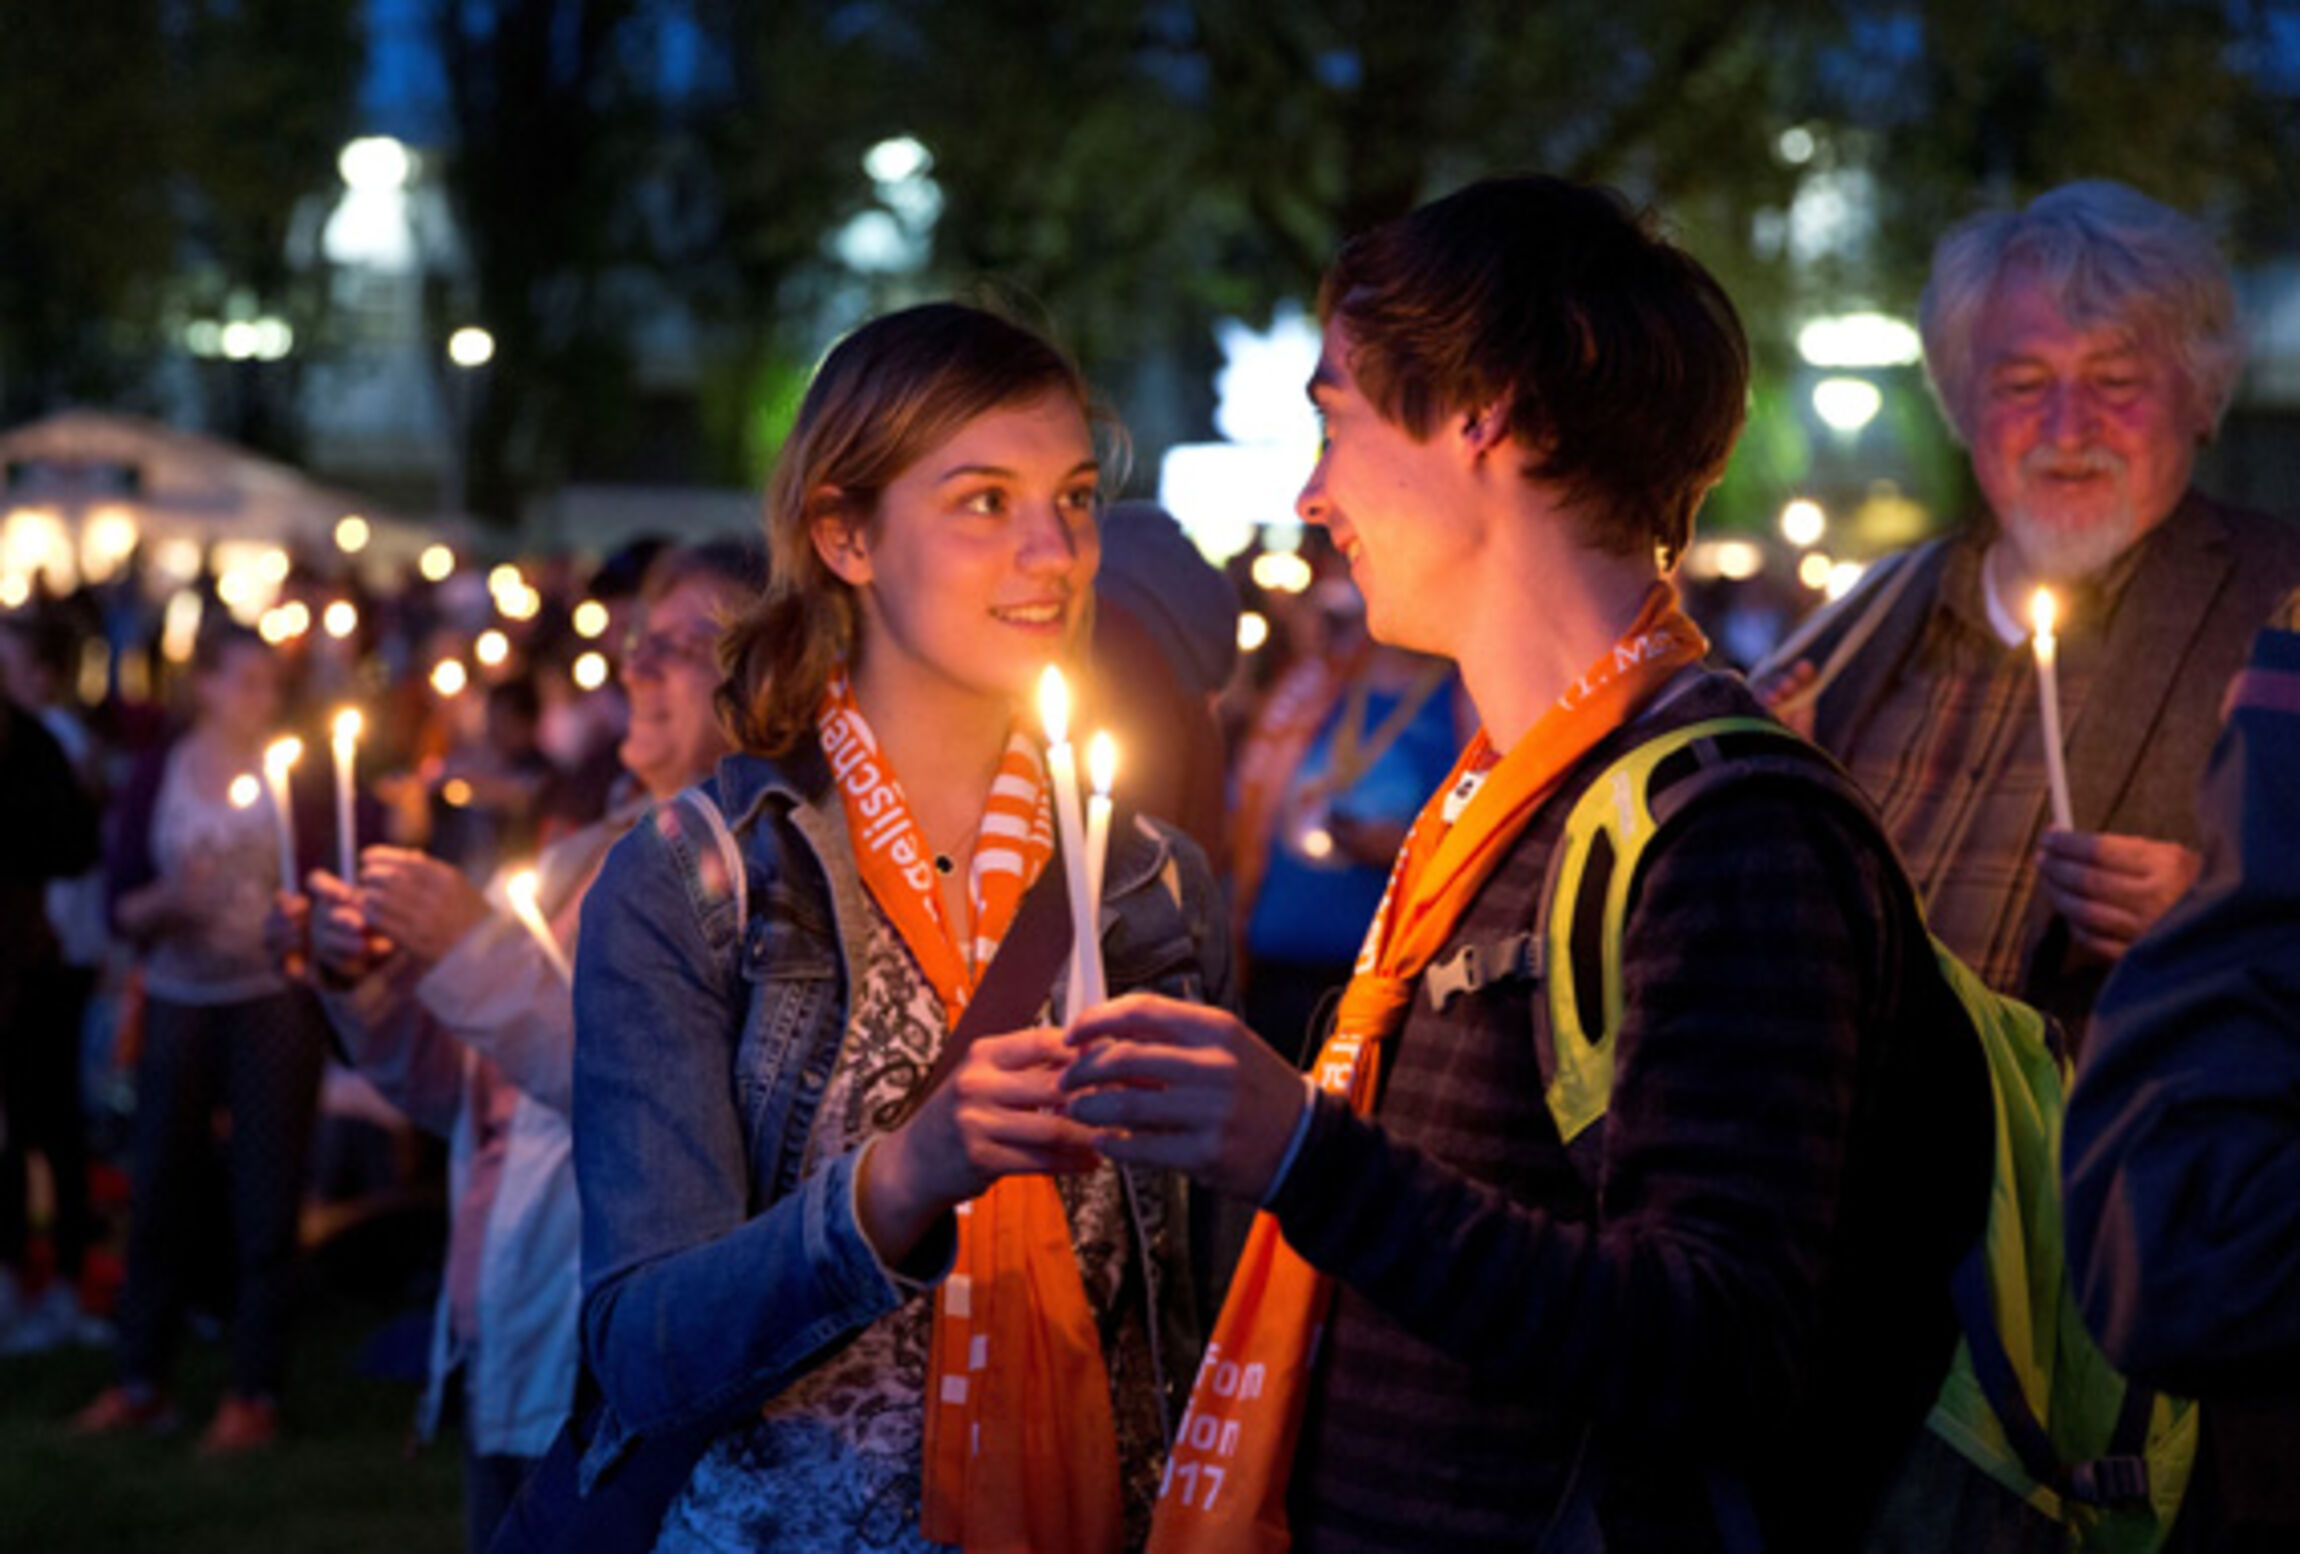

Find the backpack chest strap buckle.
xmin=1425 ymin=932 xmax=1543 ymax=1012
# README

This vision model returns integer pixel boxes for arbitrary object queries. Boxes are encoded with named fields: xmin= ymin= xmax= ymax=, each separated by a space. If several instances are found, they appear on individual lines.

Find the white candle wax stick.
xmin=2030 ymin=590 xmax=2075 ymax=831
xmin=1081 ymin=733 xmax=1116 ymax=1011
xmin=332 ymin=709 xmax=362 ymax=884
xmin=1048 ymin=741 xmax=1096 ymax=1022
xmin=507 ymin=871 xmax=575 ymax=984
xmin=262 ymin=737 xmax=302 ymax=895
xmin=1039 ymin=666 xmax=1099 ymax=1023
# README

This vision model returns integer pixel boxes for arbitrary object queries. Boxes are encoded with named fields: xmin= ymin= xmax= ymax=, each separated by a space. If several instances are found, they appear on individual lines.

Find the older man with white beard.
xmin=1756 ymin=180 xmax=2300 ymax=1047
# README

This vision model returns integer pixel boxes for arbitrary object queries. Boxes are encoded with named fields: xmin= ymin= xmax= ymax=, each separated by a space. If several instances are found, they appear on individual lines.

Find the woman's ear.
xmin=810 ymin=493 xmax=872 ymax=585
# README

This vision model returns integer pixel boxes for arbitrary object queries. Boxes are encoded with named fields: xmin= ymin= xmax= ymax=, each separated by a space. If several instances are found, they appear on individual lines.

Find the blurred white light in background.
xmin=1797 ymin=313 xmax=1921 ymax=369
xmin=259 ymin=609 xmax=292 ymax=645
xmin=1249 ymin=551 xmax=1315 ymax=594
xmin=1684 ymin=538 xmax=1765 ymax=581
xmin=279 ymin=601 xmax=311 ymax=639
xmin=835 ymin=210 xmax=912 ymax=274
xmin=185 ymin=320 xmax=223 ymax=357
xmin=161 ymin=590 xmax=205 ymax=663
xmin=1779 ymin=499 xmax=1827 ymax=549
xmin=338 ymin=136 xmax=411 ymax=193
xmin=153 ymin=537 xmax=204 ymax=586
xmin=572 ymin=651 xmax=610 ymax=691
xmin=1826 ymin=560 xmax=1869 ymax=600
xmin=449 ymin=327 xmax=495 ymax=368
xmin=1812 ymin=377 xmax=1884 ymax=433
xmin=0 ymin=576 xmax=27 ymax=609
xmin=323 ymin=600 xmax=359 ymax=639
xmin=475 ymin=629 xmax=510 ymax=667
xmin=257 ymin=548 xmax=292 ymax=585
xmin=488 ymin=563 xmax=523 ymax=596
xmin=80 ymin=506 xmax=140 ymax=584
xmin=864 ymin=136 xmax=931 ymax=184
xmin=251 ymin=318 xmax=294 ymax=361
xmin=1163 ymin=304 xmax=1324 ymax=564
xmin=431 ymin=659 xmax=469 ymax=697
xmin=499 ymin=586 xmax=540 ymax=622
xmin=1777 ymin=126 xmax=1817 ymax=165
xmin=1213 ymin=303 xmax=1323 ymax=448
xmin=1160 ymin=443 xmax=1310 ymax=565
xmin=572 ymin=600 xmax=609 ymax=638
xmin=1798 ymin=552 xmax=1835 ymax=591
xmin=1237 ymin=612 xmax=1270 ymax=653
xmin=335 ymin=514 xmax=371 ymax=553
xmin=419 ymin=544 xmax=455 ymax=582
xmin=221 ymin=322 xmax=261 ymax=361
xmin=3 ymin=506 xmax=76 ymax=592
xmin=230 ymin=774 xmax=262 ymax=810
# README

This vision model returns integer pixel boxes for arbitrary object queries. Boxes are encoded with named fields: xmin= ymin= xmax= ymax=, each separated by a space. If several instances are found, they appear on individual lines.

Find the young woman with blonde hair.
xmin=570 ymin=302 xmax=1225 ymax=1553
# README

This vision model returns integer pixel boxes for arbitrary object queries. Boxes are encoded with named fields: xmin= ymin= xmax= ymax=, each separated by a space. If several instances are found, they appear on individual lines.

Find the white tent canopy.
xmin=0 ymin=409 xmax=453 ymax=600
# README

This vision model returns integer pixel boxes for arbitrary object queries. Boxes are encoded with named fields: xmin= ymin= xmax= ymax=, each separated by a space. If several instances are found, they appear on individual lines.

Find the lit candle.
xmin=506 ymin=868 xmax=574 ymax=984
xmin=2029 ymin=588 xmax=2075 ymax=831
xmin=1079 ymin=732 xmax=1117 ymax=1013
xmin=1038 ymin=666 xmax=1099 ymax=1022
xmin=261 ymin=736 xmax=303 ymax=894
xmin=331 ymin=707 xmax=363 ymax=885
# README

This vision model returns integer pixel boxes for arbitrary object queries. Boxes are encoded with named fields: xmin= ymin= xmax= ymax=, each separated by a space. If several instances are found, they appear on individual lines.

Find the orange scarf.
xmin=816 ymin=677 xmax=1124 ymax=1554
xmin=1146 ymin=584 xmax=1707 ymax=1553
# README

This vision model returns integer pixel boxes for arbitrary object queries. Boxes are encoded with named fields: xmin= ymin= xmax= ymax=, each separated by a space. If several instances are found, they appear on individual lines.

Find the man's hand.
xmin=858 ymin=1028 xmax=1100 ymax=1266
xmin=2037 ymin=829 xmax=2204 ymax=962
xmin=355 ymin=847 xmax=490 ymax=965
xmin=1752 ymin=658 xmax=1820 ymax=740
xmin=1060 ymin=993 xmax=1311 ymax=1202
xmin=305 ymin=870 xmax=394 ymax=984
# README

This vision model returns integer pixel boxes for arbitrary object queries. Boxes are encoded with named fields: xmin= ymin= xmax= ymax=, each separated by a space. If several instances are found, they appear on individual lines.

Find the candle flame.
xmin=507 ymin=868 xmax=541 ymax=913
xmin=333 ymin=707 xmax=363 ymax=747
xmin=2029 ymin=587 xmax=2058 ymax=641
xmin=1037 ymin=664 xmax=1071 ymax=746
xmin=229 ymin=774 xmax=261 ymax=809
xmin=1087 ymin=731 xmax=1117 ymax=795
xmin=263 ymin=736 xmax=304 ymax=778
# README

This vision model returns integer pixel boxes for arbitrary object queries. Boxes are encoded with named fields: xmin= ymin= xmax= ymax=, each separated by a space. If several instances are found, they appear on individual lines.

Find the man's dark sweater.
xmin=1266 ymin=673 xmax=1994 ymax=1552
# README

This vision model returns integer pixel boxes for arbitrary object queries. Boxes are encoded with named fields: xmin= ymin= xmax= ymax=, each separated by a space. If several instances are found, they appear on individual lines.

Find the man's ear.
xmin=810 ymin=494 xmax=872 ymax=585
xmin=1461 ymin=400 xmax=1513 ymax=458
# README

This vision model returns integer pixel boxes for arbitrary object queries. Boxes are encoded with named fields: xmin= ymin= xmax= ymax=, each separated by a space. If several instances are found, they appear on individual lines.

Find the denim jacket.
xmin=572 ymin=735 xmax=1229 ymax=1489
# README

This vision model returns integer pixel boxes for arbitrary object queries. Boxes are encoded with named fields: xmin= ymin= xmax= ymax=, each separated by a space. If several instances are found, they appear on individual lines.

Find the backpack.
xmin=1456 ymin=714 xmax=2199 ymax=1552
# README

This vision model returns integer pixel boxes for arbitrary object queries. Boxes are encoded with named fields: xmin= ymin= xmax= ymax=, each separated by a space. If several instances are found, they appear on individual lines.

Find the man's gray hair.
xmin=1918 ymin=180 xmax=2242 ymax=445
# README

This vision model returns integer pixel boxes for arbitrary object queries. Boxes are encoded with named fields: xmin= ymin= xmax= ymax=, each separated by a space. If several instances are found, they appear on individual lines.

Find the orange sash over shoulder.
xmin=1147 ymin=584 xmax=1708 ymax=1553
xmin=816 ymin=677 xmax=1123 ymax=1554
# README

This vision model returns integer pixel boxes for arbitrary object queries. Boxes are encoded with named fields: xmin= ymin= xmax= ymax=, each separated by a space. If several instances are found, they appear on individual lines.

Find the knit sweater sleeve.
xmin=1265 ymin=784 xmax=1896 ymax=1444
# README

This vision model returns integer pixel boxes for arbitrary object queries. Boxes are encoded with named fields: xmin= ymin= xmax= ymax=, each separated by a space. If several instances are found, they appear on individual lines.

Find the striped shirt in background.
xmin=1834 ymin=535 xmax=2146 ymax=1010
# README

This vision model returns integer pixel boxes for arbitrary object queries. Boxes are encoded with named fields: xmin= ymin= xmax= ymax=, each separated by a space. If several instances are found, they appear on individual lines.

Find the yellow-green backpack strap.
xmin=1538 ymin=715 xmax=1800 ymax=1145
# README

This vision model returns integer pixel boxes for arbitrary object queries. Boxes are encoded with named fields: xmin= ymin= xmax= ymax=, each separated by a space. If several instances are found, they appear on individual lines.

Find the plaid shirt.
xmin=1833 ymin=532 xmax=2148 ymax=1001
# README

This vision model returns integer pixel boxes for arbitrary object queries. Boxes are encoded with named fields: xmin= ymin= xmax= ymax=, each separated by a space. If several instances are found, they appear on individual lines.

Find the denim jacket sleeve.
xmin=571 ymin=807 xmax=918 ymax=1467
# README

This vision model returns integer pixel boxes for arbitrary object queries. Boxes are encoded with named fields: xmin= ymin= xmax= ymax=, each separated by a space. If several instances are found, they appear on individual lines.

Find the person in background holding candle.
xmin=267 ymin=540 xmax=761 ymax=1554
xmin=1754 ymin=181 xmax=2300 ymax=1048
xmin=1058 ymin=176 xmax=1993 ymax=1551
xmin=567 ymin=303 xmax=1225 ymax=1553
xmin=74 ymin=623 xmax=331 ymax=1455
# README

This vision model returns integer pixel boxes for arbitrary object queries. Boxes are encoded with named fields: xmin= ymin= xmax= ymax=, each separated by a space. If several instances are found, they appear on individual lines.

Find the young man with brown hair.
xmin=1064 ymin=176 xmax=1993 ymax=1552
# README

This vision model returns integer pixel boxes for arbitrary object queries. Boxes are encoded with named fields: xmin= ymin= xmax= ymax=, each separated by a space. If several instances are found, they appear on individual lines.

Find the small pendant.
xmin=934 ymin=853 xmax=955 ymax=876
